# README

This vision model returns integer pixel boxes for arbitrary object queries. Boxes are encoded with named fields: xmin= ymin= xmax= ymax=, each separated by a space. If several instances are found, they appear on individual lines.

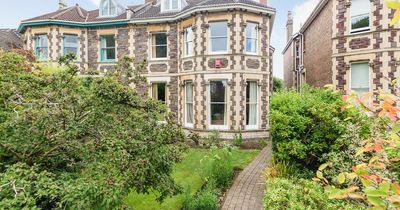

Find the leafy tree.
xmin=272 ymin=77 xmax=284 ymax=92
xmin=0 ymin=52 xmax=186 ymax=209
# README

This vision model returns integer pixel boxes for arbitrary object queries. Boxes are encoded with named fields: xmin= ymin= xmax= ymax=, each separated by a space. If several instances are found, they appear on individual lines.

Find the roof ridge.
xmin=76 ymin=5 xmax=86 ymax=19
xmin=50 ymin=6 xmax=75 ymax=19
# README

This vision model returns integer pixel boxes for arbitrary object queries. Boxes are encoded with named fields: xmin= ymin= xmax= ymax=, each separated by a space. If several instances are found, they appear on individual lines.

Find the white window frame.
xmin=63 ymin=34 xmax=79 ymax=56
xmin=350 ymin=0 xmax=371 ymax=33
xmin=349 ymin=62 xmax=371 ymax=95
xmin=209 ymin=22 xmax=228 ymax=55
xmin=208 ymin=80 xmax=229 ymax=130
xmin=245 ymin=22 xmax=259 ymax=55
xmin=245 ymin=81 xmax=259 ymax=130
xmin=100 ymin=0 xmax=118 ymax=17
xmin=151 ymin=32 xmax=168 ymax=60
xmin=34 ymin=34 xmax=48 ymax=61
xmin=161 ymin=0 xmax=181 ymax=12
xmin=184 ymin=27 xmax=194 ymax=57
xmin=184 ymin=81 xmax=194 ymax=128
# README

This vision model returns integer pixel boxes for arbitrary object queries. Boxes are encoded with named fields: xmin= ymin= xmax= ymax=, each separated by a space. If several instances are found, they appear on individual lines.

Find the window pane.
xmin=153 ymin=83 xmax=166 ymax=102
xmin=186 ymin=82 xmax=193 ymax=103
xmin=186 ymin=42 xmax=193 ymax=56
xmin=171 ymin=0 xmax=178 ymax=9
xmin=351 ymin=15 xmax=369 ymax=30
xmin=105 ymin=36 xmax=115 ymax=47
xmin=155 ymin=33 xmax=167 ymax=45
xmin=187 ymin=104 xmax=193 ymax=124
xmin=351 ymin=63 xmax=369 ymax=93
xmin=185 ymin=82 xmax=193 ymax=124
xmin=156 ymin=46 xmax=167 ymax=58
xmin=106 ymin=49 xmax=115 ymax=60
xmin=351 ymin=0 xmax=370 ymax=31
xmin=210 ymin=22 xmax=227 ymax=37
xmin=38 ymin=35 xmax=48 ymax=47
xmin=64 ymin=47 xmax=77 ymax=55
xmin=110 ymin=1 xmax=116 ymax=15
xmin=211 ymin=38 xmax=227 ymax=52
xmin=246 ymin=82 xmax=258 ymax=126
xmin=246 ymin=23 xmax=257 ymax=39
xmin=210 ymin=81 xmax=226 ymax=102
xmin=246 ymin=39 xmax=257 ymax=53
xmin=163 ymin=0 xmax=170 ymax=10
xmin=211 ymin=104 xmax=226 ymax=125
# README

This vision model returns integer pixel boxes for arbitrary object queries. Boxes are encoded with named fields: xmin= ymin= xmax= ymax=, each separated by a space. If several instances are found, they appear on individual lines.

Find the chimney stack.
xmin=260 ymin=0 xmax=268 ymax=5
xmin=286 ymin=11 xmax=293 ymax=42
xmin=145 ymin=0 xmax=156 ymax=5
xmin=59 ymin=0 xmax=67 ymax=10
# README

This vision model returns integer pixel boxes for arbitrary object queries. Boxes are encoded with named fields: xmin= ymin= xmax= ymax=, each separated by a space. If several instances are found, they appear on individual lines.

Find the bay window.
xmin=100 ymin=35 xmax=115 ymax=62
xmin=351 ymin=0 xmax=370 ymax=33
xmin=246 ymin=81 xmax=258 ymax=129
xmin=152 ymin=33 xmax=167 ymax=59
xmin=350 ymin=62 xmax=370 ymax=95
xmin=185 ymin=81 xmax=194 ymax=127
xmin=34 ymin=34 xmax=48 ymax=61
xmin=63 ymin=34 xmax=78 ymax=56
xmin=184 ymin=27 xmax=193 ymax=57
xmin=246 ymin=22 xmax=258 ymax=54
xmin=152 ymin=82 xmax=167 ymax=103
xmin=210 ymin=80 xmax=227 ymax=129
xmin=210 ymin=22 xmax=228 ymax=54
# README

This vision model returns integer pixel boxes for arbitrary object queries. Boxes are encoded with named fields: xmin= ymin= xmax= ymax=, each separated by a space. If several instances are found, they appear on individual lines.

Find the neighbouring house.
xmin=18 ymin=0 xmax=276 ymax=140
xmin=0 ymin=29 xmax=23 ymax=51
xmin=283 ymin=0 xmax=400 ymax=102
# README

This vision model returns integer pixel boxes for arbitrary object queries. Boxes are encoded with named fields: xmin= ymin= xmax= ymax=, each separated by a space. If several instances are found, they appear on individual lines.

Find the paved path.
xmin=221 ymin=146 xmax=272 ymax=210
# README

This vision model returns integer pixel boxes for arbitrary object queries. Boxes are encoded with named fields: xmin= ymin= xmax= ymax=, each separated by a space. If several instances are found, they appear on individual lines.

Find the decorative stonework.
xmin=183 ymin=60 xmax=193 ymax=71
xmin=149 ymin=63 xmax=168 ymax=72
xmin=246 ymin=59 xmax=260 ymax=69
xmin=349 ymin=37 xmax=371 ymax=49
xmin=208 ymin=58 xmax=229 ymax=69
xmin=88 ymin=30 xmax=98 ymax=69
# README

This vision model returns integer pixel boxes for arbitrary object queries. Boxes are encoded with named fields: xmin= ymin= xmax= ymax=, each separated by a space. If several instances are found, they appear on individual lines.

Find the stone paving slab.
xmin=221 ymin=146 xmax=272 ymax=210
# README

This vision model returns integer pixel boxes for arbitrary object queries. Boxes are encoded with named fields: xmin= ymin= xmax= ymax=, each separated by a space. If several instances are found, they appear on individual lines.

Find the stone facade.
xmin=284 ymin=0 xmax=400 ymax=102
xmin=21 ymin=7 xmax=275 ymax=140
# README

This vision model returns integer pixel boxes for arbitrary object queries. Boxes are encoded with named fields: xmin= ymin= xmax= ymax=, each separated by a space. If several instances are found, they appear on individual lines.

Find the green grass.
xmin=124 ymin=149 xmax=260 ymax=210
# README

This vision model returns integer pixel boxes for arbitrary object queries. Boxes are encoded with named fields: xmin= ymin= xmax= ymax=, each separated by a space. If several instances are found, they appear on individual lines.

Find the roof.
xmin=0 ymin=29 xmax=23 ymax=51
xmin=282 ymin=0 xmax=329 ymax=54
xmin=18 ymin=0 xmax=275 ymax=33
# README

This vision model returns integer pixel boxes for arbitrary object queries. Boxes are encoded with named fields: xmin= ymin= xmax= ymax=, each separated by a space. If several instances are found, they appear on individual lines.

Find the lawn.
xmin=125 ymin=148 xmax=260 ymax=210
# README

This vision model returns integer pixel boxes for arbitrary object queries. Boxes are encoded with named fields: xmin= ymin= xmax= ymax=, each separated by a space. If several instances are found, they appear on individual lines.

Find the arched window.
xmin=100 ymin=0 xmax=121 ymax=17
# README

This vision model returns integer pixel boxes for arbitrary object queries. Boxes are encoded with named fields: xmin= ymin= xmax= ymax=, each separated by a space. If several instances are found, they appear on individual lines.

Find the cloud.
xmin=90 ymin=0 xmax=101 ymax=6
xmin=292 ymin=0 xmax=320 ymax=33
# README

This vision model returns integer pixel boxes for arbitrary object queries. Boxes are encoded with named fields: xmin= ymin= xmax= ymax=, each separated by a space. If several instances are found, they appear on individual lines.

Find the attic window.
xmin=100 ymin=0 xmax=118 ymax=16
xmin=161 ymin=0 xmax=181 ymax=12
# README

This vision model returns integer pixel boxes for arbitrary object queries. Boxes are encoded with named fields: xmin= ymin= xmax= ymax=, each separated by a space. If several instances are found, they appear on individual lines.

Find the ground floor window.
xmin=185 ymin=81 xmax=194 ymax=127
xmin=210 ymin=80 xmax=227 ymax=129
xmin=152 ymin=82 xmax=167 ymax=103
xmin=350 ymin=62 xmax=370 ymax=95
xmin=63 ymin=34 xmax=78 ymax=56
xmin=34 ymin=34 xmax=48 ymax=61
xmin=246 ymin=81 xmax=258 ymax=129
xmin=100 ymin=35 xmax=115 ymax=62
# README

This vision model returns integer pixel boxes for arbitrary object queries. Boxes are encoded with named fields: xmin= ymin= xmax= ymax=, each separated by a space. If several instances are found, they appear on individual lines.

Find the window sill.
xmin=209 ymin=51 xmax=229 ymax=55
xmin=350 ymin=28 xmax=370 ymax=35
xmin=184 ymin=123 xmax=194 ymax=129
xmin=209 ymin=125 xmax=229 ymax=130
xmin=149 ymin=58 xmax=169 ymax=62
xmin=245 ymin=52 xmax=259 ymax=56
xmin=245 ymin=125 xmax=259 ymax=130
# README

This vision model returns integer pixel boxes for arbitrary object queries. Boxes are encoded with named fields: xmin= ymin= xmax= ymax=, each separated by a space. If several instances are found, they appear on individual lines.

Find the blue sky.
xmin=0 ymin=0 xmax=317 ymax=79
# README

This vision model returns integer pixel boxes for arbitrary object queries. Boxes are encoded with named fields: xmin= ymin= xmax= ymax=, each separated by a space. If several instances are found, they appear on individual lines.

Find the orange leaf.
xmin=393 ymin=183 xmax=400 ymax=195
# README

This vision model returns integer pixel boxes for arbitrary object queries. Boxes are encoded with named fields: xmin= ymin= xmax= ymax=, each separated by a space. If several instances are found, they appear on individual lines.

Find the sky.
xmin=0 ymin=0 xmax=319 ymax=79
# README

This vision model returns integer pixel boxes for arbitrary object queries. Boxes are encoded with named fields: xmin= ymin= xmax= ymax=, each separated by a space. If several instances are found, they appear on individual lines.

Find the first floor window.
xmin=351 ymin=62 xmax=370 ymax=95
xmin=246 ymin=81 xmax=258 ymax=128
xmin=162 ymin=0 xmax=180 ymax=11
xmin=350 ymin=0 xmax=370 ymax=33
xmin=100 ymin=35 xmax=115 ymax=62
xmin=152 ymin=82 xmax=167 ymax=103
xmin=152 ymin=33 xmax=167 ymax=59
xmin=185 ymin=81 xmax=194 ymax=126
xmin=210 ymin=80 xmax=227 ymax=127
xmin=184 ymin=27 xmax=193 ymax=56
xmin=64 ymin=34 xmax=78 ymax=56
xmin=34 ymin=34 xmax=48 ymax=60
xmin=246 ymin=22 xmax=258 ymax=54
xmin=209 ymin=22 xmax=228 ymax=53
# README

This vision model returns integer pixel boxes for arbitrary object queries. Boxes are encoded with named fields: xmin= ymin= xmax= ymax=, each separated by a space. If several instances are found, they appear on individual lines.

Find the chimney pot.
xmin=259 ymin=0 xmax=268 ymax=5
xmin=59 ymin=0 xmax=67 ymax=9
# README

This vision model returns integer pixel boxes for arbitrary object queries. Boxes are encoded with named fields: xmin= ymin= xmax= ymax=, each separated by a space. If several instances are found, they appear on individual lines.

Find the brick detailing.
xmin=169 ymin=76 xmax=179 ymax=121
xmin=260 ymin=16 xmax=269 ymax=72
xmin=193 ymin=16 xmax=199 ymax=71
xmin=56 ymin=28 xmax=61 ymax=59
xmin=336 ymin=0 xmax=347 ymax=53
xmin=178 ymin=78 xmax=184 ymax=124
xmin=229 ymin=12 xmax=237 ymax=70
xmin=246 ymin=59 xmax=260 ymax=69
xmin=261 ymin=74 xmax=269 ymax=130
xmin=79 ymin=30 xmax=87 ymax=70
xmin=200 ymin=74 xmax=207 ymax=129
xmin=389 ymin=30 xmax=397 ymax=48
xmin=88 ymin=30 xmax=98 ymax=69
xmin=149 ymin=63 xmax=168 ymax=72
xmin=117 ymin=28 xmax=129 ymax=60
xmin=239 ymin=14 xmax=245 ymax=69
xmin=208 ymin=58 xmax=229 ymax=68
xmin=183 ymin=60 xmax=193 ymax=71
xmin=336 ymin=56 xmax=346 ymax=91
xmin=200 ymin=14 xmax=207 ymax=71
xmin=133 ymin=27 xmax=148 ymax=72
xmin=349 ymin=37 xmax=371 ymax=49
xmin=373 ymin=32 xmax=383 ymax=49
xmin=373 ymin=53 xmax=383 ymax=102
xmin=168 ymin=24 xmax=178 ymax=73
xmin=221 ymin=146 xmax=272 ymax=210
xmin=48 ymin=28 xmax=54 ymax=60
xmin=239 ymin=73 xmax=246 ymax=130
xmin=230 ymin=73 xmax=237 ymax=130
xmin=373 ymin=0 xmax=383 ymax=31
xmin=388 ymin=51 xmax=397 ymax=94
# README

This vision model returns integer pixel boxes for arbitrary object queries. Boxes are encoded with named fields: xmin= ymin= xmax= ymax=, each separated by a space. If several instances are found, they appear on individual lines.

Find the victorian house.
xmin=283 ymin=0 xmax=400 ymax=102
xmin=18 ymin=0 xmax=276 ymax=140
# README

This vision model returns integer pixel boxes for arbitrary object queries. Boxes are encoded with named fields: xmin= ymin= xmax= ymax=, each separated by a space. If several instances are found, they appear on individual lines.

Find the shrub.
xmin=182 ymin=182 xmax=219 ymax=210
xmin=264 ymin=158 xmax=298 ymax=179
xmin=272 ymin=77 xmax=284 ymax=93
xmin=270 ymin=86 xmax=370 ymax=173
xmin=233 ymin=130 xmax=243 ymax=147
xmin=264 ymin=178 xmax=364 ymax=210
xmin=202 ymin=131 xmax=221 ymax=148
xmin=209 ymin=148 xmax=234 ymax=189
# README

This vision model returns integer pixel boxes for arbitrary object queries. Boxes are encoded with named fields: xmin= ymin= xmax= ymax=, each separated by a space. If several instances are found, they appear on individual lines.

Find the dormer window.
xmin=161 ymin=0 xmax=181 ymax=12
xmin=100 ymin=0 xmax=123 ymax=17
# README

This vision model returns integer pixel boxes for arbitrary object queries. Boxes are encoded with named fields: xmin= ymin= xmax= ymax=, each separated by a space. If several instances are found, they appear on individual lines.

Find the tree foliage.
xmin=0 ymin=51 xmax=185 ymax=209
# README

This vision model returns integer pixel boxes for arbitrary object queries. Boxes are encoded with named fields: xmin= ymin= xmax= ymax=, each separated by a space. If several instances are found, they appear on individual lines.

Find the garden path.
xmin=221 ymin=145 xmax=272 ymax=210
